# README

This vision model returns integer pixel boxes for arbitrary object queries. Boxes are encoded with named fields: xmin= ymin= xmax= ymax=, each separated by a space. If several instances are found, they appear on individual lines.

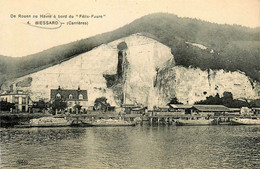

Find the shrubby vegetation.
xmin=0 ymin=101 xmax=15 ymax=111
xmin=32 ymin=99 xmax=48 ymax=110
xmin=94 ymin=97 xmax=111 ymax=112
xmin=0 ymin=13 xmax=259 ymax=86
xmin=195 ymin=92 xmax=260 ymax=108
xmin=168 ymin=97 xmax=183 ymax=105
xmin=51 ymin=98 xmax=67 ymax=111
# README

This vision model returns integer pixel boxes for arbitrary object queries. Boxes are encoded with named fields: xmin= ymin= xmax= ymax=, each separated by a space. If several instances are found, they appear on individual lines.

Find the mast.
xmin=117 ymin=41 xmax=128 ymax=110
xmin=123 ymin=49 xmax=127 ymax=106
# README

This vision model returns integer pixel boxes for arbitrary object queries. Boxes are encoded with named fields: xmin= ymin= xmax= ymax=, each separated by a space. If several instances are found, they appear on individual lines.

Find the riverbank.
xmin=0 ymin=111 xmax=141 ymax=127
xmin=0 ymin=113 xmax=52 ymax=127
xmin=1 ymin=111 xmax=260 ymax=127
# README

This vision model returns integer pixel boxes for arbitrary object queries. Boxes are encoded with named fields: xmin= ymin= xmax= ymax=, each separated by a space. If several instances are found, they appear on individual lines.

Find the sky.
xmin=0 ymin=0 xmax=259 ymax=57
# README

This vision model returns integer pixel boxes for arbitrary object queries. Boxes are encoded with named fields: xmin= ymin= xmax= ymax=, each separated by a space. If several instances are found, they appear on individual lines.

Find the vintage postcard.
xmin=0 ymin=0 xmax=260 ymax=168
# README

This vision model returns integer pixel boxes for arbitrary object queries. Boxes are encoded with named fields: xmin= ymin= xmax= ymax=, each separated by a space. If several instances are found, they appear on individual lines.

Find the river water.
xmin=1 ymin=125 xmax=260 ymax=169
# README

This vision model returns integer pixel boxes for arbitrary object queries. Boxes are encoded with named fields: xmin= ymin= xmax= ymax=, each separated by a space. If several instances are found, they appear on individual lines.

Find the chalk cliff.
xmin=1 ymin=34 xmax=173 ymax=107
xmin=156 ymin=66 xmax=260 ymax=105
xmin=1 ymin=34 xmax=260 ymax=107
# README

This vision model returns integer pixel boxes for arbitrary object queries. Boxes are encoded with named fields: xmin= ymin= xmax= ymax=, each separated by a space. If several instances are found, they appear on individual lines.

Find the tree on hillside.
xmin=168 ymin=97 xmax=183 ymax=105
xmin=196 ymin=93 xmax=223 ymax=105
xmin=94 ymin=97 xmax=111 ymax=112
xmin=195 ymin=92 xmax=253 ymax=108
xmin=222 ymin=91 xmax=233 ymax=105
xmin=1 ymin=13 xmax=259 ymax=86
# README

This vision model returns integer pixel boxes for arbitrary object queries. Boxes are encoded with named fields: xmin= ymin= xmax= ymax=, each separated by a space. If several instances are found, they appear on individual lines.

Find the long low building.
xmin=169 ymin=104 xmax=231 ymax=116
xmin=190 ymin=105 xmax=231 ymax=116
xmin=169 ymin=104 xmax=193 ymax=114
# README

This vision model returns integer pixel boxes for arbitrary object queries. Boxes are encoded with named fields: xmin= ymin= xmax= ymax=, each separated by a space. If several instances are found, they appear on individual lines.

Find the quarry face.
xmin=1 ymin=33 xmax=260 ymax=107
xmin=1 ymin=34 xmax=173 ymax=107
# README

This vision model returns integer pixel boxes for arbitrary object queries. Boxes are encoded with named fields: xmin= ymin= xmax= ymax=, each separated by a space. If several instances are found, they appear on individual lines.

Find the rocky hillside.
xmin=1 ymin=34 xmax=260 ymax=108
xmin=1 ymin=13 xmax=260 ymax=86
xmin=1 ymin=34 xmax=173 ymax=107
xmin=157 ymin=66 xmax=260 ymax=105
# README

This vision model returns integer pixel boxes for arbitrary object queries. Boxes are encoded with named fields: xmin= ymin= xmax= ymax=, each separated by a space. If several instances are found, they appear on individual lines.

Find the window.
xmin=68 ymin=101 xmax=73 ymax=106
xmin=56 ymin=93 xmax=61 ymax=99
xmin=14 ymin=97 xmax=19 ymax=104
xmin=22 ymin=97 xmax=26 ymax=104
xmin=69 ymin=94 xmax=73 ymax=99
xmin=79 ymin=94 xmax=83 ymax=99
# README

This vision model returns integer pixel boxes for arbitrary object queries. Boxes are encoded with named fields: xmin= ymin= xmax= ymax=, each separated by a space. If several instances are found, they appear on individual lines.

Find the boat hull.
xmin=89 ymin=123 xmax=136 ymax=127
xmin=86 ymin=119 xmax=136 ymax=127
xmin=29 ymin=117 xmax=72 ymax=127
xmin=231 ymin=118 xmax=260 ymax=125
xmin=176 ymin=119 xmax=214 ymax=126
xmin=29 ymin=123 xmax=72 ymax=127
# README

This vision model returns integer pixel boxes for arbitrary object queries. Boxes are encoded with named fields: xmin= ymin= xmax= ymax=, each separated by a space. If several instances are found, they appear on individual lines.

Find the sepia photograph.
xmin=0 ymin=0 xmax=260 ymax=168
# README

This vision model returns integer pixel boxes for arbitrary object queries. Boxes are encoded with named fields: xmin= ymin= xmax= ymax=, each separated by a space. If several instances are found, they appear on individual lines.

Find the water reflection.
xmin=1 ymin=125 xmax=260 ymax=168
xmin=1 ymin=127 xmax=86 ymax=145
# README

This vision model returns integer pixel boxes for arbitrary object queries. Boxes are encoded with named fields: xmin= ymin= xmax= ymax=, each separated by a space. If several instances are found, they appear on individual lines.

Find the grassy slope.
xmin=0 ymin=13 xmax=259 ymax=86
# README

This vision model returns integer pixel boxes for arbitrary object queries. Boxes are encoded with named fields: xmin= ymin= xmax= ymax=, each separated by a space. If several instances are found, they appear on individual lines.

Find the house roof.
xmin=50 ymin=89 xmax=88 ymax=100
xmin=229 ymin=108 xmax=241 ymax=112
xmin=192 ymin=105 xmax=231 ymax=112
xmin=170 ymin=104 xmax=193 ymax=109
